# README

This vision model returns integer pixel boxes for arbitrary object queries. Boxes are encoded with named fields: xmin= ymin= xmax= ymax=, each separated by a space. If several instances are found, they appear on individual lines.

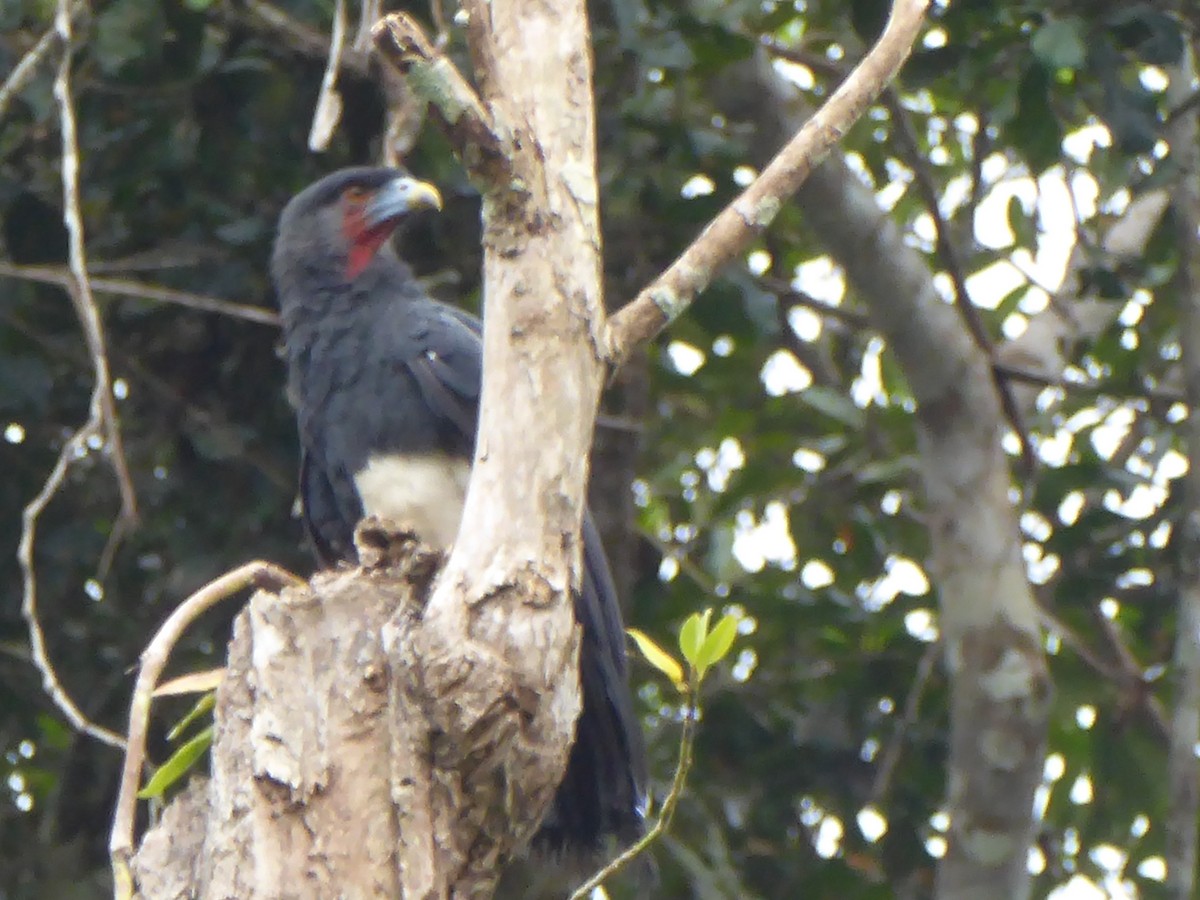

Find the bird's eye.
xmin=344 ymin=186 xmax=368 ymax=204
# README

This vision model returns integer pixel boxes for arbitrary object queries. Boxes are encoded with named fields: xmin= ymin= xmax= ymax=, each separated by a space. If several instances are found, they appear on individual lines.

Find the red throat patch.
xmin=342 ymin=206 xmax=393 ymax=281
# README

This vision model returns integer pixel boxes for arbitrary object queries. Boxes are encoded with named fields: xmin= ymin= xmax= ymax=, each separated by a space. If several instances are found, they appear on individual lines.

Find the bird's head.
xmin=273 ymin=167 xmax=443 ymax=287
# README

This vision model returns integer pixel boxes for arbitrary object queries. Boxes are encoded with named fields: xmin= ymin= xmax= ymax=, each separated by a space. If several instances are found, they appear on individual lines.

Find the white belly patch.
xmin=354 ymin=452 xmax=471 ymax=549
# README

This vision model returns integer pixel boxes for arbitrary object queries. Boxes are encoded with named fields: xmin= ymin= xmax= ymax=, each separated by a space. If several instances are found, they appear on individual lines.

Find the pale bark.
xmin=748 ymin=59 xmax=1051 ymax=900
xmin=129 ymin=0 xmax=608 ymax=893
xmin=1165 ymin=43 xmax=1200 ymax=900
xmin=129 ymin=533 xmax=572 ymax=899
xmin=603 ymin=0 xmax=929 ymax=366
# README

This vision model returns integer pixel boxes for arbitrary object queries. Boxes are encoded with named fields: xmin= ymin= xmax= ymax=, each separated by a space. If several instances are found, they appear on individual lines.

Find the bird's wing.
xmin=300 ymin=446 xmax=358 ymax=565
xmin=400 ymin=307 xmax=482 ymax=449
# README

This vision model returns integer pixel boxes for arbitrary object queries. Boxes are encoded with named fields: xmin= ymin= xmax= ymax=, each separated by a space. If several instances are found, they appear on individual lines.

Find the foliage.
xmin=0 ymin=0 xmax=1196 ymax=898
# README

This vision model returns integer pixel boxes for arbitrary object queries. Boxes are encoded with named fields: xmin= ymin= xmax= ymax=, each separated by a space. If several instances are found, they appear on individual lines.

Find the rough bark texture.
xmin=1165 ymin=44 xmax=1200 ymax=900
xmin=129 ymin=2 xmax=608 ymax=896
xmin=130 ymin=531 xmax=575 ymax=899
xmin=415 ymin=0 xmax=609 ymax=879
xmin=730 ymin=55 xmax=1052 ymax=900
xmin=805 ymin=150 xmax=1049 ymax=900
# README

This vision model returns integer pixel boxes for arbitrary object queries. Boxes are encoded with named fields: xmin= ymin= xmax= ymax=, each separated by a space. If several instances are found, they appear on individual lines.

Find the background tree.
xmin=1 ymin=1 xmax=1198 ymax=898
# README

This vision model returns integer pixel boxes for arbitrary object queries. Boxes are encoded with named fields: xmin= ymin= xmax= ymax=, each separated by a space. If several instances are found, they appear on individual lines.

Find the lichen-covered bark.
xmin=726 ymin=56 xmax=1052 ymax=900
xmin=803 ymin=152 xmax=1051 ymax=900
xmin=417 ymin=3 xmax=609 ymax=887
xmin=129 ymin=531 xmax=576 ymax=899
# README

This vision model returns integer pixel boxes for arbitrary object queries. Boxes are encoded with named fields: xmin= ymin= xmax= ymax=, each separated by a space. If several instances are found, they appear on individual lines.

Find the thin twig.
xmin=240 ymin=0 xmax=370 ymax=76
xmin=1092 ymin=611 xmax=1170 ymax=742
xmin=355 ymin=0 xmax=382 ymax=50
xmin=0 ymin=0 xmax=88 ymax=121
xmin=0 ymin=262 xmax=280 ymax=326
xmin=869 ymin=642 xmax=938 ymax=805
xmin=52 ymin=0 xmax=138 ymax=527
xmin=3 ymin=310 xmax=293 ymax=492
xmin=372 ymin=13 xmax=514 ymax=188
xmin=1035 ymin=605 xmax=1121 ymax=684
xmin=604 ymin=0 xmax=931 ymax=367
xmin=18 ymin=429 xmax=127 ymax=751
xmin=568 ymin=687 xmax=700 ymax=899
xmin=429 ymin=0 xmax=450 ymax=48
xmin=15 ymin=0 xmax=136 ymax=756
xmin=881 ymin=90 xmax=1035 ymax=475
xmin=0 ymin=22 xmax=61 ymax=122
xmin=764 ymin=37 xmax=1035 ymax=473
xmin=759 ymin=275 xmax=871 ymax=329
xmin=109 ymin=561 xmax=304 ymax=897
xmin=308 ymin=0 xmax=347 ymax=151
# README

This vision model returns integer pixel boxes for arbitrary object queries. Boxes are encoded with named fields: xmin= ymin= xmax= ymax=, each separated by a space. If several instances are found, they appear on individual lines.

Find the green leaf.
xmin=165 ymin=692 xmax=215 ymax=743
xmin=92 ymin=0 xmax=164 ymax=76
xmin=137 ymin=726 xmax=212 ymax=799
xmin=628 ymin=629 xmax=685 ymax=690
xmin=1031 ymin=18 xmax=1087 ymax=72
xmin=678 ymin=609 xmax=711 ymax=667
xmin=855 ymin=455 xmax=918 ymax=486
xmin=1108 ymin=6 xmax=1184 ymax=65
xmin=1006 ymin=63 xmax=1062 ymax=172
xmin=694 ymin=613 xmax=739 ymax=677
xmin=800 ymin=386 xmax=865 ymax=429
xmin=1006 ymin=194 xmax=1036 ymax=249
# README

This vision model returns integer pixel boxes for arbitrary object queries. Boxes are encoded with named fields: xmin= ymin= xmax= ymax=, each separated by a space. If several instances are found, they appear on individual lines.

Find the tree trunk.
xmin=129 ymin=0 xmax=608 ymax=895
xmin=720 ymin=54 xmax=1052 ymax=900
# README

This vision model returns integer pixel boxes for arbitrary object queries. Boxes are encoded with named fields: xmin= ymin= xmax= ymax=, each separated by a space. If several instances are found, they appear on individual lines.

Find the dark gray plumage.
xmin=272 ymin=166 xmax=647 ymax=857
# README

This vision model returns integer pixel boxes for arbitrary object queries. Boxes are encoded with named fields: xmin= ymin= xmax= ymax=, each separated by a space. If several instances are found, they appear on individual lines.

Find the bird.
xmin=271 ymin=166 xmax=648 ymax=863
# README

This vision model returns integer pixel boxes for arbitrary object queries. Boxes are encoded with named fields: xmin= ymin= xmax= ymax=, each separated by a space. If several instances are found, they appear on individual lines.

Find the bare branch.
xmin=881 ymin=90 xmax=1036 ymax=475
xmin=604 ymin=0 xmax=930 ymax=367
xmin=52 ymin=0 xmax=137 ymax=526
xmin=759 ymin=275 xmax=871 ymax=329
xmin=16 ymin=0 xmax=139 ymax=756
xmin=0 ymin=262 xmax=280 ymax=326
xmin=1092 ymin=611 xmax=1171 ymax=742
xmin=308 ymin=0 xmax=347 ymax=151
xmin=240 ymin=0 xmax=370 ymax=76
xmin=372 ymin=13 xmax=514 ymax=188
xmin=109 ymin=561 xmax=303 ymax=895
xmin=869 ymin=642 xmax=939 ymax=806
xmin=0 ymin=20 xmax=61 ymax=121
xmin=18 ymin=429 xmax=126 ymax=751
xmin=354 ymin=0 xmax=382 ymax=51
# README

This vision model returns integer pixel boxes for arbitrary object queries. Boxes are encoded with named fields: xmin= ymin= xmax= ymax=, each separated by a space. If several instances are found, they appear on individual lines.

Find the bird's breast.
xmin=353 ymin=452 xmax=471 ymax=549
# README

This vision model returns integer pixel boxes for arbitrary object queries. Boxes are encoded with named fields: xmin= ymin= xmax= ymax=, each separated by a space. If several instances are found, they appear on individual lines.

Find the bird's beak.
xmin=364 ymin=176 xmax=444 ymax=228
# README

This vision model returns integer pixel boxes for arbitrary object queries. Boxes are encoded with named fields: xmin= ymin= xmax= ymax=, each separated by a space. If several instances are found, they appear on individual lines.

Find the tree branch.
xmin=568 ymin=691 xmax=699 ymax=899
xmin=109 ymin=561 xmax=303 ymax=898
xmin=53 ymin=0 xmax=137 ymax=527
xmin=15 ymin=0 xmax=141 ymax=758
xmin=745 ymin=26 xmax=1050 ymax=898
xmin=18 ymin=425 xmax=127 ymax=752
xmin=0 ymin=262 xmax=280 ymax=326
xmin=239 ymin=0 xmax=371 ymax=77
xmin=372 ymin=13 xmax=515 ymax=188
xmin=306 ymin=0 xmax=347 ymax=151
xmin=603 ymin=0 xmax=930 ymax=367
xmin=1164 ymin=41 xmax=1200 ymax=900
xmin=0 ymin=18 xmax=61 ymax=121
